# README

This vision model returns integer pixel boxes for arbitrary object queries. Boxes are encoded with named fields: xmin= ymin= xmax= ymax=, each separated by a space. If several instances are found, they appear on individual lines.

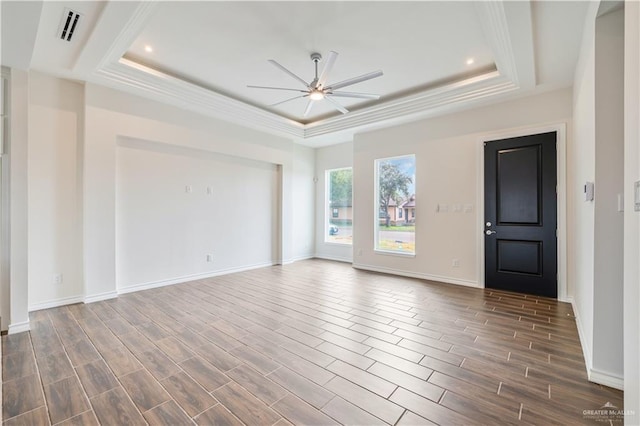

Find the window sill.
xmin=324 ymin=241 xmax=353 ymax=246
xmin=374 ymin=249 xmax=416 ymax=258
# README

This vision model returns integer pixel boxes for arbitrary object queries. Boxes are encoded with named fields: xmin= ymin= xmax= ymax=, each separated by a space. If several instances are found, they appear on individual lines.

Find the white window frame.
xmin=325 ymin=167 xmax=353 ymax=245
xmin=374 ymin=155 xmax=416 ymax=256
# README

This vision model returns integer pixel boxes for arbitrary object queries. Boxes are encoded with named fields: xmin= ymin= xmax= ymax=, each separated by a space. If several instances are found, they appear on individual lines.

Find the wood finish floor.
xmin=2 ymin=259 xmax=623 ymax=425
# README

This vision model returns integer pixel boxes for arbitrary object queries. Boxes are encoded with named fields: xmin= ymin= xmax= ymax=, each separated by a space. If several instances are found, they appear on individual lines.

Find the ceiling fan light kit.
xmin=248 ymin=51 xmax=383 ymax=117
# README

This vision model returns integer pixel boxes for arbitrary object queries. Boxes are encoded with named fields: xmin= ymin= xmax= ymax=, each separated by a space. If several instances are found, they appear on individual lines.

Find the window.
xmin=326 ymin=167 xmax=353 ymax=244
xmin=375 ymin=155 xmax=415 ymax=254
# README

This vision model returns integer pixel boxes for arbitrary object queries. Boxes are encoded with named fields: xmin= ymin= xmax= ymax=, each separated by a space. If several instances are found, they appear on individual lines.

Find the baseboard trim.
xmin=314 ymin=254 xmax=353 ymax=263
xmin=568 ymin=296 xmax=622 ymax=390
xmin=117 ymin=262 xmax=274 ymax=295
xmin=352 ymin=263 xmax=479 ymax=288
xmin=568 ymin=296 xmax=593 ymax=379
xmin=285 ymin=254 xmax=315 ymax=264
xmin=29 ymin=295 xmax=85 ymax=312
xmin=84 ymin=291 xmax=118 ymax=304
xmin=589 ymin=367 xmax=624 ymax=390
xmin=8 ymin=320 xmax=30 ymax=334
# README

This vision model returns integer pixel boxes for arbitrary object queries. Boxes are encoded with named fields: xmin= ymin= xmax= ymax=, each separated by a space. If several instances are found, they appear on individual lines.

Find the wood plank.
xmin=2 ymin=374 xmax=46 ymax=420
xmin=229 ymin=345 xmax=281 ymax=375
xmin=155 ymin=336 xmax=195 ymax=363
xmin=0 ymin=260 xmax=622 ymax=426
xmin=316 ymin=341 xmax=375 ymax=370
xmin=119 ymin=369 xmax=171 ymax=412
xmin=365 ymin=348 xmax=433 ymax=380
xmin=267 ymin=367 xmax=335 ymax=409
xmin=75 ymin=359 xmax=120 ymax=398
xmin=193 ymin=342 xmax=242 ymax=372
xmin=65 ymin=338 xmax=101 ymax=367
xmin=1 ymin=333 xmax=32 ymax=356
xmin=396 ymin=410 xmax=437 ymax=425
xmin=195 ymin=404 xmax=244 ymax=426
xmin=180 ymin=356 xmax=231 ymax=392
xmin=90 ymin=387 xmax=147 ymax=426
xmin=43 ymin=376 xmax=90 ymax=424
xmin=324 ymin=376 xmax=404 ymax=425
xmin=389 ymin=387 xmax=473 ymax=425
xmin=136 ymin=348 xmax=182 ymax=380
xmin=143 ymin=400 xmax=193 ymax=425
xmin=57 ymin=410 xmax=100 ymax=426
xmin=213 ymin=382 xmax=281 ymax=425
xmin=326 ymin=360 xmax=397 ymax=398
xmin=100 ymin=346 xmax=143 ymax=377
xmin=273 ymin=394 xmax=338 ymax=426
xmin=2 ymin=351 xmax=37 ymax=382
xmin=226 ymin=364 xmax=288 ymax=405
xmin=33 ymin=350 xmax=75 ymax=386
xmin=2 ymin=406 xmax=50 ymax=426
xmin=321 ymin=396 xmax=386 ymax=425
xmin=161 ymin=371 xmax=218 ymax=417
xmin=367 ymin=361 xmax=443 ymax=402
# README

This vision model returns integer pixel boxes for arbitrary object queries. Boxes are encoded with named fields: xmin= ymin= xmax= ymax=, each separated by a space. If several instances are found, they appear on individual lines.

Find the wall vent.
xmin=58 ymin=8 xmax=82 ymax=42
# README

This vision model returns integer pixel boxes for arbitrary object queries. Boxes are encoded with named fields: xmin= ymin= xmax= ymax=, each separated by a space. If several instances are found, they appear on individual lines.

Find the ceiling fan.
xmin=248 ymin=51 xmax=383 ymax=117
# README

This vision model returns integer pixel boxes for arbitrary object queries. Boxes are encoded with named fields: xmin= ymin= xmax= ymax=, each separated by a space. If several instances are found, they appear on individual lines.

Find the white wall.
xmin=7 ymin=69 xmax=29 ymax=333
xmin=292 ymin=143 xmax=316 ymax=261
xmin=571 ymin=2 xmax=626 ymax=390
xmin=116 ymin=139 xmax=279 ymax=291
xmin=352 ymin=89 xmax=572 ymax=287
xmin=571 ymin=1 xmax=598 ymax=378
xmin=315 ymin=141 xmax=354 ymax=262
xmin=592 ymin=7 xmax=624 ymax=384
xmin=83 ymin=83 xmax=313 ymax=302
xmin=28 ymin=72 xmax=84 ymax=310
xmin=5 ymin=72 xmax=315 ymax=322
xmin=624 ymin=0 xmax=640 ymax=421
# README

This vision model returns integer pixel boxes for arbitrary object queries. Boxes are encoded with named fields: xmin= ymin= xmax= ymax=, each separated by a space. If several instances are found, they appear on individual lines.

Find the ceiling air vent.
xmin=58 ymin=8 xmax=82 ymax=42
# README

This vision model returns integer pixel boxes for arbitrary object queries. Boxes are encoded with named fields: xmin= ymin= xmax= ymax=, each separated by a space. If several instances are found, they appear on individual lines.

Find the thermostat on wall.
xmin=584 ymin=181 xmax=594 ymax=202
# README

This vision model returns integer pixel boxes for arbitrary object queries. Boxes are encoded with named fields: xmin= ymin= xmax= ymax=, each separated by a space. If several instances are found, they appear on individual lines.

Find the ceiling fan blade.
xmin=270 ymin=94 xmax=308 ymax=107
xmin=327 ymin=70 xmax=383 ymax=91
xmin=324 ymin=96 xmax=349 ymax=114
xmin=317 ymin=51 xmax=338 ymax=88
xmin=329 ymin=91 xmax=380 ymax=100
xmin=268 ymin=59 xmax=310 ymax=89
xmin=248 ymin=85 xmax=307 ymax=93
xmin=303 ymin=100 xmax=315 ymax=117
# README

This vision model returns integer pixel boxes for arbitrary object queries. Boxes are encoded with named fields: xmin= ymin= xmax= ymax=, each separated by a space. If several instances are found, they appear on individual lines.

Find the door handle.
xmin=485 ymin=230 xmax=497 ymax=235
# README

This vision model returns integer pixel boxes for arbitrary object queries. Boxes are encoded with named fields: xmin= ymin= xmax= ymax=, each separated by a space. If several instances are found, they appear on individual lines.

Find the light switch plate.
xmin=635 ymin=181 xmax=640 ymax=212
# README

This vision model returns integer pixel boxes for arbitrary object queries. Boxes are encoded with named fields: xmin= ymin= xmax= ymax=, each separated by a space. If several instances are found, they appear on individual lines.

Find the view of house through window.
xmin=376 ymin=155 xmax=416 ymax=254
xmin=326 ymin=167 xmax=353 ymax=244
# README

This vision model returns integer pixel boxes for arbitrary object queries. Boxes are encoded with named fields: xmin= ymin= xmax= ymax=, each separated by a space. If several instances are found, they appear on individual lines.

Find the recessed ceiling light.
xmin=466 ymin=58 xmax=475 ymax=65
xmin=144 ymin=45 xmax=153 ymax=53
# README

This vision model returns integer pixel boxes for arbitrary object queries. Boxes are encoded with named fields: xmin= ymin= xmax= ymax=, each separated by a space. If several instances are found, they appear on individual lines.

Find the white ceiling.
xmin=1 ymin=1 xmax=589 ymax=146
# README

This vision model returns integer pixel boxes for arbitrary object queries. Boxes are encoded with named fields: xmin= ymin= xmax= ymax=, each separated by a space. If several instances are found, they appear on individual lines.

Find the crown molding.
xmin=86 ymin=0 xmax=535 ymax=143
xmin=93 ymin=59 xmax=305 ymax=139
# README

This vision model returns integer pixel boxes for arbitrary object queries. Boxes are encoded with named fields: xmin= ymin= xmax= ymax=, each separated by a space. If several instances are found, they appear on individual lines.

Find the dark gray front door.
xmin=484 ymin=132 xmax=558 ymax=298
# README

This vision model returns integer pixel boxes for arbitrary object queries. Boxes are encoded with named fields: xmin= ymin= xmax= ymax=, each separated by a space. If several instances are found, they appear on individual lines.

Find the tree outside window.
xmin=375 ymin=155 xmax=415 ymax=254
xmin=326 ymin=168 xmax=353 ymax=244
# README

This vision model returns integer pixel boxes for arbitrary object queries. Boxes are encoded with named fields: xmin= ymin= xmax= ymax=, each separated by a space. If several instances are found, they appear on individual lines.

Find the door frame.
xmin=476 ymin=122 xmax=568 ymax=301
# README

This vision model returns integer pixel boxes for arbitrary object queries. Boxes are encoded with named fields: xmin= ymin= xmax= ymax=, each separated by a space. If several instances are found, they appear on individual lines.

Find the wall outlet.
xmin=185 ymin=185 xmax=193 ymax=193
xmin=452 ymin=259 xmax=460 ymax=268
xmin=206 ymin=186 xmax=213 ymax=195
xmin=357 ymin=248 xmax=363 ymax=256
xmin=53 ymin=274 xmax=63 ymax=285
xmin=206 ymin=254 xmax=213 ymax=262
